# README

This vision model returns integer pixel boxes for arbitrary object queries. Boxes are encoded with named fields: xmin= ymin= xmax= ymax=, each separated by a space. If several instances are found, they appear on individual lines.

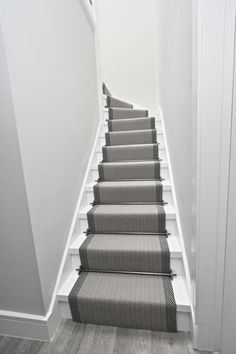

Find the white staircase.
xmin=57 ymin=93 xmax=191 ymax=332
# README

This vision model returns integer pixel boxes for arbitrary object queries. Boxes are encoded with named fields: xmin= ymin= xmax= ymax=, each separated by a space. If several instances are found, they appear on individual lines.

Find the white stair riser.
xmin=58 ymin=301 xmax=190 ymax=332
xmin=74 ymin=216 xmax=178 ymax=237
xmin=70 ymin=253 xmax=184 ymax=275
xmin=94 ymin=148 xmax=167 ymax=163
xmin=85 ymin=188 xmax=174 ymax=206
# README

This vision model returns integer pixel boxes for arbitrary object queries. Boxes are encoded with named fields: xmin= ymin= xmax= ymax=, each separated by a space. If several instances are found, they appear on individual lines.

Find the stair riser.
xmin=58 ymin=301 xmax=190 ymax=332
xmin=94 ymin=148 xmax=167 ymax=163
xmin=91 ymin=165 xmax=170 ymax=182
xmin=70 ymin=253 xmax=184 ymax=275
xmin=75 ymin=216 xmax=178 ymax=237
xmin=85 ymin=188 xmax=174 ymax=205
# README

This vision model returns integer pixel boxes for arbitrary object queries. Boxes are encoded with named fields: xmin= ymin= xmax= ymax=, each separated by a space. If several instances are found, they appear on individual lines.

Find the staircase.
xmin=57 ymin=85 xmax=191 ymax=332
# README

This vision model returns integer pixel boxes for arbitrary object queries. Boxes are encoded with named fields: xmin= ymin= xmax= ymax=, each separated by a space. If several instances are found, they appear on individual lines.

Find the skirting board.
xmin=0 ymin=302 xmax=60 ymax=341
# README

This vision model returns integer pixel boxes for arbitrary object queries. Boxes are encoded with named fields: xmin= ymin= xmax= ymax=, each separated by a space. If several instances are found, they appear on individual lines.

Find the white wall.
xmin=0 ymin=24 xmax=45 ymax=316
xmin=96 ymin=0 xmax=158 ymax=111
xmin=221 ymin=65 xmax=236 ymax=354
xmin=156 ymin=1 xmax=194 ymax=276
xmin=0 ymin=0 xmax=99 ymax=315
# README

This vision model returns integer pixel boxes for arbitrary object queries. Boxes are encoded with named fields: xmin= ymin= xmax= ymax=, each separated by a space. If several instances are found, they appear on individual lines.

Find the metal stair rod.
xmin=84 ymin=229 xmax=170 ymax=237
xmin=96 ymin=178 xmax=165 ymax=182
xmin=90 ymin=201 xmax=168 ymax=206
xmin=76 ymin=266 xmax=177 ymax=279
xmin=100 ymin=158 xmax=162 ymax=163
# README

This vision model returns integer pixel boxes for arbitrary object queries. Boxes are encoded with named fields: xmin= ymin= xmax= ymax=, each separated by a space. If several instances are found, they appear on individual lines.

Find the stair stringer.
xmin=56 ymin=93 xmax=192 ymax=332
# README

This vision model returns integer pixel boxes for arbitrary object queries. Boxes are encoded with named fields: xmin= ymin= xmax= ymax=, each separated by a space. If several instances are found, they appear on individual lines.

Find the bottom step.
xmin=69 ymin=271 xmax=176 ymax=332
xmin=57 ymin=271 xmax=191 ymax=332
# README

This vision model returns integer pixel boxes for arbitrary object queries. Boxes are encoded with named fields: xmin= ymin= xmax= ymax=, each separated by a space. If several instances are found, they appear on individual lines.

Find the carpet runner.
xmin=69 ymin=84 xmax=177 ymax=332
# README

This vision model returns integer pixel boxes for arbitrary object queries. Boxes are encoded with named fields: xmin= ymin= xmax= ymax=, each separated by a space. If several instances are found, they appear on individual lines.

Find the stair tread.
xmin=86 ymin=180 xmax=172 ymax=191
xmin=79 ymin=204 xmax=175 ymax=218
xmin=58 ymin=270 xmax=190 ymax=312
xmin=97 ymin=143 xmax=165 ymax=152
xmin=103 ymin=116 xmax=162 ymax=125
xmin=69 ymin=233 xmax=182 ymax=258
xmin=91 ymin=161 xmax=168 ymax=170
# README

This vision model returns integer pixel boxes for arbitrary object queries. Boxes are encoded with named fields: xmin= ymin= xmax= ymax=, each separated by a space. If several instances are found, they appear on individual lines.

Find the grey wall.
xmin=97 ymin=0 xmax=158 ymax=112
xmin=0 ymin=0 xmax=99 ymax=315
xmin=156 ymin=0 xmax=194 ymax=270
xmin=0 ymin=25 xmax=45 ymax=315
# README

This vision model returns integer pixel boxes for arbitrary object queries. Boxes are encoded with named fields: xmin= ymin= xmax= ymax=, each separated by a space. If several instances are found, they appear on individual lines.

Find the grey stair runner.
xmin=105 ymin=129 xmax=157 ymax=146
xmin=69 ymin=272 xmax=176 ymax=332
xmin=69 ymin=84 xmax=177 ymax=332
xmin=98 ymin=161 xmax=161 ymax=181
xmin=93 ymin=181 xmax=163 ymax=204
xmin=108 ymin=117 xmax=155 ymax=131
xmin=102 ymin=82 xmax=112 ymax=96
xmin=87 ymin=205 xmax=166 ymax=234
xmin=107 ymin=96 xmax=133 ymax=109
xmin=80 ymin=234 xmax=170 ymax=273
xmin=109 ymin=108 xmax=148 ymax=120
xmin=102 ymin=144 xmax=159 ymax=162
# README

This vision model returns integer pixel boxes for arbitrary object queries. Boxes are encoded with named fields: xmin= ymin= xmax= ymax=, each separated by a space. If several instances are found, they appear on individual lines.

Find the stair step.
xmin=92 ymin=160 xmax=168 ymax=170
xmin=57 ymin=271 xmax=191 ymax=331
xmin=69 ymin=233 xmax=182 ymax=258
xmin=105 ymin=129 xmax=157 ymax=146
xmin=78 ymin=205 xmax=177 ymax=237
xmin=79 ymin=204 xmax=176 ymax=220
xmin=101 ymin=144 xmax=159 ymax=163
xmin=85 ymin=180 xmax=174 ymax=206
xmin=79 ymin=233 xmax=171 ymax=273
xmin=68 ymin=234 xmax=184 ymax=275
xmin=87 ymin=204 xmax=166 ymax=234
xmin=69 ymin=272 xmax=177 ymax=332
xmin=108 ymin=117 xmax=155 ymax=132
xmin=93 ymin=181 xmax=163 ymax=204
xmin=98 ymin=161 xmax=161 ymax=181
xmin=106 ymin=96 xmax=133 ymax=109
xmin=86 ymin=180 xmax=172 ymax=192
xmin=109 ymin=108 xmax=149 ymax=120
xmin=102 ymin=83 xmax=112 ymax=96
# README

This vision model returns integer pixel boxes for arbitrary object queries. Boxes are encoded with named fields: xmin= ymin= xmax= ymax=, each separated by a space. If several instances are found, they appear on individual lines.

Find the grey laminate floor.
xmin=0 ymin=319 xmax=209 ymax=354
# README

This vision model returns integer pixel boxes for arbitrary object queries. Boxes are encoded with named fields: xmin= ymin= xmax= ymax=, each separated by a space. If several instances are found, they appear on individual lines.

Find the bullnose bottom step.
xmin=69 ymin=271 xmax=177 ymax=332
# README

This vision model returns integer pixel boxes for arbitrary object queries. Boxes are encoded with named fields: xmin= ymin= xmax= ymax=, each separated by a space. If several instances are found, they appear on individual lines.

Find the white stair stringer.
xmin=56 ymin=93 xmax=191 ymax=332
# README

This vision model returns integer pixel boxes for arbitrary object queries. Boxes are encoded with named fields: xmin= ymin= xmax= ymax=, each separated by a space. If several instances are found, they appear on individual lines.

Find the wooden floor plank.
xmin=0 ymin=319 xmax=195 ymax=354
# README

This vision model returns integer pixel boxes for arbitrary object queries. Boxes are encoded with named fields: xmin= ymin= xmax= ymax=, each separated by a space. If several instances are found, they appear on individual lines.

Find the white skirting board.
xmin=0 ymin=302 xmax=59 ymax=341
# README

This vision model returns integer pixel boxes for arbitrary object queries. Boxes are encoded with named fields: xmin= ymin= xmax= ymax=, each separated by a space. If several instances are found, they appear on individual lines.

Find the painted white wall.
xmin=96 ymin=0 xmax=158 ymax=111
xmin=156 ymin=1 xmax=194 ymax=278
xmin=220 ymin=3 xmax=236 ymax=353
xmin=221 ymin=66 xmax=236 ymax=354
xmin=0 ymin=0 xmax=99 ymax=315
xmin=192 ymin=0 xmax=236 ymax=351
xmin=0 ymin=24 xmax=45 ymax=316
